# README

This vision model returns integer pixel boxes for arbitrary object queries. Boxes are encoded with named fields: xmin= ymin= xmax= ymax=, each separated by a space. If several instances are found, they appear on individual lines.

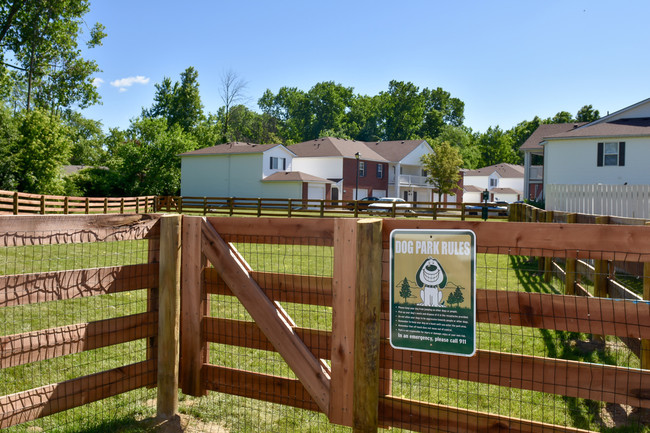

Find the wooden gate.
xmin=176 ymin=215 xmax=650 ymax=432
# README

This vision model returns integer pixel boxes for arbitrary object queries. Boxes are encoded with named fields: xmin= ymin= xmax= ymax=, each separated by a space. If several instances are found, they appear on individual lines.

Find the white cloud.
xmin=110 ymin=75 xmax=150 ymax=92
xmin=92 ymin=77 xmax=104 ymax=87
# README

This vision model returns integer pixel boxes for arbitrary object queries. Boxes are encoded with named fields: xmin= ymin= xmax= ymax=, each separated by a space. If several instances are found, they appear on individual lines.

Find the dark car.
xmin=346 ymin=196 xmax=379 ymax=210
xmin=466 ymin=202 xmax=509 ymax=216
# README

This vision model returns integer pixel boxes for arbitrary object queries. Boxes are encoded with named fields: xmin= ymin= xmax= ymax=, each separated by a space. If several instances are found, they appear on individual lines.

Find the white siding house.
xmin=542 ymin=98 xmax=650 ymax=217
xmin=180 ymin=142 xmax=330 ymax=199
xmin=462 ymin=164 xmax=524 ymax=203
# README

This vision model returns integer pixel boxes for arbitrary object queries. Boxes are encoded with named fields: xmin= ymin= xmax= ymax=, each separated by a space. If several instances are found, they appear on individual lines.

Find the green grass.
xmin=1 ymin=236 xmax=648 ymax=432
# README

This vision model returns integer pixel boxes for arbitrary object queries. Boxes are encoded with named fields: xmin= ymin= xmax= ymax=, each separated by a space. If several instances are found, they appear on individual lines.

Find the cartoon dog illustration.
xmin=416 ymin=257 xmax=447 ymax=307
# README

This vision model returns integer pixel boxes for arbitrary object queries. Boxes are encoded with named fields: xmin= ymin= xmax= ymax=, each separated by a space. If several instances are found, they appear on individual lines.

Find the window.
xmin=597 ymin=142 xmax=625 ymax=167
xmin=421 ymin=169 xmax=428 ymax=177
xmin=270 ymin=156 xmax=286 ymax=170
xmin=489 ymin=177 xmax=498 ymax=188
xmin=359 ymin=161 xmax=366 ymax=177
xmin=377 ymin=164 xmax=383 ymax=178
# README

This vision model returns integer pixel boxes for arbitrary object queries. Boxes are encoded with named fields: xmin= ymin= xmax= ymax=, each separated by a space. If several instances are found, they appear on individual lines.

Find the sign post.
xmin=389 ymin=229 xmax=476 ymax=356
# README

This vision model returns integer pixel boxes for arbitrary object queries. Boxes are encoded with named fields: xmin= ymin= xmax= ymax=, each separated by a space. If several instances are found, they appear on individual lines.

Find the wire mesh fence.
xmin=0 ymin=217 xmax=159 ymax=432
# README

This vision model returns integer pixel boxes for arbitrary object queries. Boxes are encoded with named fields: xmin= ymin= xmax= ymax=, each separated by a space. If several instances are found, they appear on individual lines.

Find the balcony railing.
xmin=389 ymin=174 xmax=429 ymax=187
xmin=529 ymin=165 xmax=543 ymax=181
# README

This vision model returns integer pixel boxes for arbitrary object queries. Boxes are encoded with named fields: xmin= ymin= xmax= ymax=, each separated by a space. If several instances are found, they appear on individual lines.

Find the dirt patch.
xmin=599 ymin=404 xmax=650 ymax=429
xmin=135 ymin=414 xmax=228 ymax=433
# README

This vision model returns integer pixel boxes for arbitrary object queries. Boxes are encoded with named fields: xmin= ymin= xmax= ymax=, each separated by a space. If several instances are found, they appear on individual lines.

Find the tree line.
xmin=0 ymin=1 xmax=601 ymax=198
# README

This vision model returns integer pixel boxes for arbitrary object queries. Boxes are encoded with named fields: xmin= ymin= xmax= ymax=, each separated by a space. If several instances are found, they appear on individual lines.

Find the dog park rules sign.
xmin=389 ymin=229 xmax=476 ymax=356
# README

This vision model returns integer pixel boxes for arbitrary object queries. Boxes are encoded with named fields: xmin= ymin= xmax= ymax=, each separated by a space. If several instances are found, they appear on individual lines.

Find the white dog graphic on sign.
xmin=416 ymin=257 xmax=447 ymax=307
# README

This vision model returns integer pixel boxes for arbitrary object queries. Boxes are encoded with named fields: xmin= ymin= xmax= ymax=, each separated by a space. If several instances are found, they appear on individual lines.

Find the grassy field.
xmin=0 ymin=235 xmax=647 ymax=432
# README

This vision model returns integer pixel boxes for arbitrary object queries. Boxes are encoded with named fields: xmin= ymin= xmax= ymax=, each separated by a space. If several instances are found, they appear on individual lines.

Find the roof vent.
xmin=573 ymin=124 xmax=579 ymax=129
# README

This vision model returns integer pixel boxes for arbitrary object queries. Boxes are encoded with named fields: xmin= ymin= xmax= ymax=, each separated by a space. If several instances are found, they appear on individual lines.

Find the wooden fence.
xmin=0 ymin=214 xmax=163 ymax=428
xmin=2 ymin=213 xmax=650 ymax=431
xmin=179 ymin=216 xmax=650 ymax=432
xmin=0 ymin=190 xmax=157 ymax=215
xmin=159 ymin=195 xmax=510 ymax=220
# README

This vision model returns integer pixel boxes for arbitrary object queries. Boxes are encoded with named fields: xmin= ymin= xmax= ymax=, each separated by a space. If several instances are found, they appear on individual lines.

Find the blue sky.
xmin=80 ymin=0 xmax=650 ymax=134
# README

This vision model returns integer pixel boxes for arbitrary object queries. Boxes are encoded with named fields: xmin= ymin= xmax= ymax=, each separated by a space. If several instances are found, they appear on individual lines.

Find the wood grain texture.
xmin=205 ymin=216 xmax=334 ymax=246
xmin=0 ymin=264 xmax=158 ymax=307
xmin=0 ymin=360 xmax=156 ymax=429
xmin=0 ymin=214 xmax=160 ymax=246
xmin=0 ymin=312 xmax=157 ymax=368
xmin=378 ymin=395 xmax=593 ymax=433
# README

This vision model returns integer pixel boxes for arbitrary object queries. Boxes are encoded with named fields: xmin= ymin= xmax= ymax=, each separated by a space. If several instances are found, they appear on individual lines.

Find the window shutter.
xmin=282 ymin=158 xmax=286 ymax=170
xmin=619 ymin=142 xmax=625 ymax=166
xmin=597 ymin=142 xmax=604 ymax=166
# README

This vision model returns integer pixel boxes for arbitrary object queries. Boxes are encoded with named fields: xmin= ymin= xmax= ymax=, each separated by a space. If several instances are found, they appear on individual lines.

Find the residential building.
xmin=462 ymin=163 xmax=524 ymax=203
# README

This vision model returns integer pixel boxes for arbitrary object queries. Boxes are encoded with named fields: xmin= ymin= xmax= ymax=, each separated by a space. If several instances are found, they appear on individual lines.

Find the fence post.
xmin=104 ymin=197 xmax=108 ymax=214
xmin=157 ymin=214 xmax=182 ymax=420
xmin=229 ymin=197 xmax=234 ymax=216
xmin=432 ymin=202 xmax=437 ymax=220
xmin=180 ymin=216 xmax=208 ymax=396
xmin=85 ymin=197 xmax=90 ymax=214
xmin=203 ymin=197 xmax=207 ymax=215
xmin=461 ymin=203 xmax=465 ymax=221
xmin=63 ymin=196 xmax=69 ymax=214
xmin=330 ymin=218 xmax=382 ymax=431
xmin=320 ymin=200 xmax=325 ymax=217
xmin=40 ymin=195 xmax=45 ymax=214
xmin=537 ymin=210 xmax=545 ymax=273
xmin=288 ymin=199 xmax=293 ymax=218
xmin=353 ymin=219 xmax=382 ymax=433
xmin=257 ymin=198 xmax=262 ymax=217
xmin=136 ymin=197 xmax=140 ymax=214
xmin=565 ymin=213 xmax=577 ymax=295
xmin=593 ymin=215 xmax=610 ymax=342
xmin=543 ymin=211 xmax=554 ymax=283
xmin=642 ymin=222 xmax=650 ymax=370
xmin=13 ymin=191 xmax=18 ymax=215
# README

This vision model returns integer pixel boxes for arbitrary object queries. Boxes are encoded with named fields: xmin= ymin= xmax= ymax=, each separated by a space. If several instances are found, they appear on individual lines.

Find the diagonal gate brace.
xmin=200 ymin=218 xmax=331 ymax=414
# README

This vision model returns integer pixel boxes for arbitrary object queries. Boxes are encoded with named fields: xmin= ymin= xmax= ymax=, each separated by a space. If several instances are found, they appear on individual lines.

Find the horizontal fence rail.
xmin=0 ymin=214 xmax=162 ymax=430
xmin=159 ymin=195 xmax=510 ymax=220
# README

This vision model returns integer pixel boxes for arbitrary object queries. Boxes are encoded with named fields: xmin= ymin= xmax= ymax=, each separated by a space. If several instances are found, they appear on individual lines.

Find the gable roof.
xmin=289 ymin=137 xmax=430 ymax=163
xmin=519 ymin=123 xmax=587 ymax=151
xmin=180 ymin=142 xmax=290 ymax=156
xmin=289 ymin=137 xmax=386 ymax=161
xmin=262 ymin=171 xmax=332 ymax=183
xmin=545 ymin=117 xmax=650 ymax=140
xmin=464 ymin=163 xmax=524 ymax=178
xmin=366 ymin=139 xmax=430 ymax=161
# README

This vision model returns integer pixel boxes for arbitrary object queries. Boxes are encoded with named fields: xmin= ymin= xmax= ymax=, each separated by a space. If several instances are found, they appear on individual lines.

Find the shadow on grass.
xmin=509 ymin=256 xmax=648 ymax=432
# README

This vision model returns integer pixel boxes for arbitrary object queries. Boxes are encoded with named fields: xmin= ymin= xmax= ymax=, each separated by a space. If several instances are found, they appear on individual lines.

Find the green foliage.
xmin=63 ymin=110 xmax=106 ymax=165
xmin=576 ymin=104 xmax=600 ymax=123
xmin=143 ymin=66 xmax=204 ymax=133
xmin=476 ymin=126 xmax=519 ymax=166
xmin=0 ymin=0 xmax=105 ymax=112
xmin=105 ymin=117 xmax=197 ymax=196
xmin=431 ymin=125 xmax=480 ymax=169
xmin=14 ymin=108 xmax=71 ymax=194
xmin=421 ymin=140 xmax=463 ymax=201
xmin=0 ymin=102 xmax=19 ymax=189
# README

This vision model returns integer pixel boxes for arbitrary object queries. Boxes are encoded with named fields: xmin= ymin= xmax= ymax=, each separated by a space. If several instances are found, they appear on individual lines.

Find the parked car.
xmin=368 ymin=197 xmax=413 ymax=215
xmin=346 ymin=196 xmax=379 ymax=210
xmin=465 ymin=201 xmax=509 ymax=216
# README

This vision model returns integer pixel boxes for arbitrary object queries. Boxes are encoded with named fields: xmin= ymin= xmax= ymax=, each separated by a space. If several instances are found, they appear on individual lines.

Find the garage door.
xmin=308 ymin=184 xmax=326 ymax=200
xmin=353 ymin=188 xmax=368 ymax=200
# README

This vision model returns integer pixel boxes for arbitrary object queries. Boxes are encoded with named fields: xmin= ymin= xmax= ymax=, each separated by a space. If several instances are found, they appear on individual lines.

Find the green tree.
xmin=14 ymin=108 xmax=71 ymax=193
xmin=432 ymin=125 xmax=480 ymax=169
xmin=399 ymin=277 xmax=412 ymax=303
xmin=144 ymin=67 xmax=204 ymax=133
xmin=0 ymin=0 xmax=105 ymax=113
xmin=105 ymin=117 xmax=196 ymax=196
xmin=380 ymin=80 xmax=424 ymax=140
xmin=63 ymin=111 xmax=106 ymax=165
xmin=576 ymin=104 xmax=600 ymax=123
xmin=0 ymin=101 xmax=19 ymax=189
xmin=421 ymin=140 xmax=463 ymax=202
xmin=551 ymin=111 xmax=574 ymax=124
xmin=306 ymin=81 xmax=353 ymax=139
xmin=476 ymin=126 xmax=519 ymax=166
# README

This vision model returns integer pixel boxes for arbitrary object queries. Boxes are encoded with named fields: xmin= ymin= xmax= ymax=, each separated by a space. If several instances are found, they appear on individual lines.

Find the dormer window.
xmin=489 ymin=178 xmax=498 ymax=188
xmin=270 ymin=156 xmax=286 ymax=170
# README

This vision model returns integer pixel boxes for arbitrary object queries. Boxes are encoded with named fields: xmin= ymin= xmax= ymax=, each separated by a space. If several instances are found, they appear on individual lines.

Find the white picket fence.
xmin=546 ymin=184 xmax=650 ymax=219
